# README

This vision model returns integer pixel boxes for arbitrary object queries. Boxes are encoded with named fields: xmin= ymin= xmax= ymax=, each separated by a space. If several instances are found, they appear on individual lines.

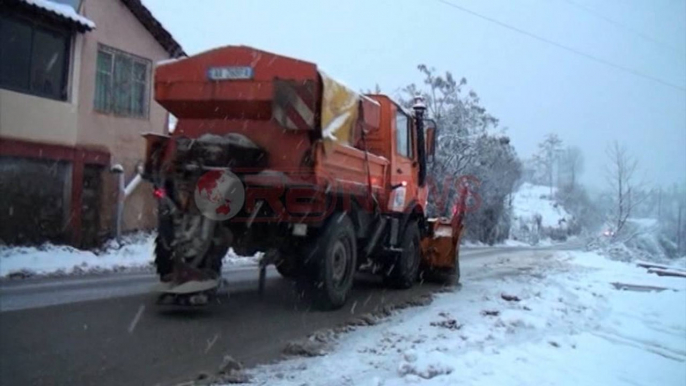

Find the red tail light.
xmin=153 ymin=187 xmax=166 ymax=199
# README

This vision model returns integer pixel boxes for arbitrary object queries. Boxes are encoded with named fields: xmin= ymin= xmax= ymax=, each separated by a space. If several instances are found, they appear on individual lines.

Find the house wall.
xmin=0 ymin=89 xmax=79 ymax=145
xmin=78 ymin=0 xmax=171 ymax=234
xmin=0 ymin=31 xmax=84 ymax=145
xmin=0 ymin=18 xmax=90 ymax=246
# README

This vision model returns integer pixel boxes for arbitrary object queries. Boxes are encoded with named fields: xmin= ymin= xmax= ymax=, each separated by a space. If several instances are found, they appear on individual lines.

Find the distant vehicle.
xmin=141 ymin=46 xmax=467 ymax=309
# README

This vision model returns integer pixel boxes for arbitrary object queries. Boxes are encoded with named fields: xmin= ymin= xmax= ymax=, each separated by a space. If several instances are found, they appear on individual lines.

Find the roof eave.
xmin=119 ymin=0 xmax=186 ymax=58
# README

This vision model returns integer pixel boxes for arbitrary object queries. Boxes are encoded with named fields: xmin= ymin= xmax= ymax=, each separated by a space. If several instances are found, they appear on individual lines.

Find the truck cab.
xmin=363 ymin=95 xmax=430 ymax=215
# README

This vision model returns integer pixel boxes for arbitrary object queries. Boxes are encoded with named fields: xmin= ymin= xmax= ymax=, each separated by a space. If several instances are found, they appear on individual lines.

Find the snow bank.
xmin=0 ymin=233 xmax=155 ymax=278
xmin=234 ymin=249 xmax=686 ymax=386
xmin=0 ymin=235 xmax=260 ymax=278
xmin=224 ymin=249 xmax=260 ymax=267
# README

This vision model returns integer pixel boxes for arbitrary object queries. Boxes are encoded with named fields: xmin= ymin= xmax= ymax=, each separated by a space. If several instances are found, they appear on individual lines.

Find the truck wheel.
xmin=385 ymin=221 xmax=420 ymax=289
xmin=154 ymin=211 xmax=227 ymax=281
xmin=154 ymin=209 xmax=175 ymax=281
xmin=154 ymin=235 xmax=226 ymax=280
xmin=307 ymin=214 xmax=357 ymax=310
xmin=275 ymin=256 xmax=299 ymax=279
xmin=203 ymin=242 xmax=228 ymax=275
xmin=154 ymin=235 xmax=173 ymax=281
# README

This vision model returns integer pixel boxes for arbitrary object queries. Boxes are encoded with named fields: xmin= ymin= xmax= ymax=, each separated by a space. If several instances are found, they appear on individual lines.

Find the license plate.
xmin=207 ymin=66 xmax=253 ymax=80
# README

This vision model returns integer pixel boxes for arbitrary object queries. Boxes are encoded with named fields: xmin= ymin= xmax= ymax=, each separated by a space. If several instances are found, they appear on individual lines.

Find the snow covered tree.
xmin=399 ymin=65 xmax=520 ymax=244
xmin=462 ymin=135 xmax=522 ymax=244
xmin=533 ymin=133 xmax=563 ymax=196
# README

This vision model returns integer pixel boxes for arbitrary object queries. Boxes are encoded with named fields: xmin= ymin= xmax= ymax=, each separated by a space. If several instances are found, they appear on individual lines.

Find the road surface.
xmin=0 ymin=246 xmax=569 ymax=386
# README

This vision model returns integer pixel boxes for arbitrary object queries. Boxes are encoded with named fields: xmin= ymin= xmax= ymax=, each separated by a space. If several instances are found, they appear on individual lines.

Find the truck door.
xmin=390 ymin=106 xmax=416 ymax=212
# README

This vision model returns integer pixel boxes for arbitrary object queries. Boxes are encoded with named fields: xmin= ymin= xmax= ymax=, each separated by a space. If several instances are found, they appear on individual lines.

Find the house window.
xmin=94 ymin=45 xmax=151 ymax=118
xmin=395 ymin=109 xmax=412 ymax=158
xmin=0 ymin=13 xmax=71 ymax=101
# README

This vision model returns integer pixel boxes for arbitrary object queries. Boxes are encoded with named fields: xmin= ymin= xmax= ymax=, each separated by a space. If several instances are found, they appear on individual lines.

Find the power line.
xmin=435 ymin=0 xmax=686 ymax=92
xmin=560 ymin=0 xmax=680 ymax=53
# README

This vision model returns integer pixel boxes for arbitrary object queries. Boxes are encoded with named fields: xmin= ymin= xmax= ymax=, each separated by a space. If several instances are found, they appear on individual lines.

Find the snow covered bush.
xmin=589 ymin=218 xmax=684 ymax=263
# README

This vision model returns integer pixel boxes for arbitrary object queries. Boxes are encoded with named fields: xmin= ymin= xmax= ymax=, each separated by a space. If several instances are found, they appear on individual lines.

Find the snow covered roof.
xmin=17 ymin=0 xmax=96 ymax=31
xmin=11 ymin=0 xmax=185 ymax=57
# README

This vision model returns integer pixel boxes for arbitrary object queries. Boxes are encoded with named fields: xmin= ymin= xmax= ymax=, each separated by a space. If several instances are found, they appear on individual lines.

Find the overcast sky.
xmin=143 ymin=0 xmax=686 ymax=190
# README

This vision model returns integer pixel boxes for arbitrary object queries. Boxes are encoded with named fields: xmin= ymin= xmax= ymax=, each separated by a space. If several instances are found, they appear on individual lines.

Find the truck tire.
xmin=154 ymin=210 xmax=227 ymax=281
xmin=154 ymin=235 xmax=173 ymax=280
xmin=275 ymin=256 xmax=299 ymax=279
xmin=385 ymin=221 xmax=420 ymax=289
xmin=204 ymin=242 xmax=227 ymax=275
xmin=154 ymin=234 xmax=226 ymax=280
xmin=154 ymin=209 xmax=175 ymax=281
xmin=305 ymin=214 xmax=357 ymax=310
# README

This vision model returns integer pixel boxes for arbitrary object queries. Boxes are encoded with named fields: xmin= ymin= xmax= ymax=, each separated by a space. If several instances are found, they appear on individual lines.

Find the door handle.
xmin=396 ymin=168 xmax=403 ymax=174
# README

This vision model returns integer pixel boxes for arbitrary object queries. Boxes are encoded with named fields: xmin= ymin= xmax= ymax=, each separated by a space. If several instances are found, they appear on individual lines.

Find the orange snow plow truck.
xmin=142 ymin=46 xmax=466 ymax=309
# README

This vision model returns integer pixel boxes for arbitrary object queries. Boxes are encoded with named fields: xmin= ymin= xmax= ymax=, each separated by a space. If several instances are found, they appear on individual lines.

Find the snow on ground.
xmin=224 ymin=249 xmax=260 ymax=267
xmin=500 ymin=239 xmax=532 ymax=247
xmin=232 ymin=249 xmax=686 ymax=386
xmin=512 ymin=183 xmax=570 ymax=228
xmin=463 ymin=239 xmax=533 ymax=248
xmin=0 ymin=233 xmax=156 ymax=278
xmin=0 ymin=234 xmax=259 ymax=278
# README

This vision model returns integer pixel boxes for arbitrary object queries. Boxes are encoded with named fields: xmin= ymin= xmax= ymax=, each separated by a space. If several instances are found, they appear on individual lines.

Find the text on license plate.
xmin=207 ymin=66 xmax=253 ymax=80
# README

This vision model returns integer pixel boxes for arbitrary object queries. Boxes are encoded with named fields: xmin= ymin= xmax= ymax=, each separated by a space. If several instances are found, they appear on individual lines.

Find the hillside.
xmin=510 ymin=183 xmax=573 ymax=244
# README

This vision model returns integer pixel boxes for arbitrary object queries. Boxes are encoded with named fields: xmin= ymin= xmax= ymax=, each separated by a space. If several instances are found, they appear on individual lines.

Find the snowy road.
xmin=0 ymin=266 xmax=273 ymax=312
xmin=242 ymin=249 xmax=686 ymax=386
xmin=0 ymin=246 xmax=570 ymax=386
xmin=0 ymin=246 xmax=570 ymax=313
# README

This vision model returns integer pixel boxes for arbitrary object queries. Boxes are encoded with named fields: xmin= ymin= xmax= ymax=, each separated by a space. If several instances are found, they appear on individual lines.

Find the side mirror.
xmin=424 ymin=119 xmax=437 ymax=159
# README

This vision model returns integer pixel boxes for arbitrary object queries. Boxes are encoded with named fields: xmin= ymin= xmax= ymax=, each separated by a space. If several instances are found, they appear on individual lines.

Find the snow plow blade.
xmin=420 ymin=217 xmax=464 ymax=270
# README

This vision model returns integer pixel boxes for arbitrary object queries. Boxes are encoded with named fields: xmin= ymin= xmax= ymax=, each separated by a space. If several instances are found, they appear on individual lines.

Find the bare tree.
xmin=605 ymin=141 xmax=640 ymax=237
